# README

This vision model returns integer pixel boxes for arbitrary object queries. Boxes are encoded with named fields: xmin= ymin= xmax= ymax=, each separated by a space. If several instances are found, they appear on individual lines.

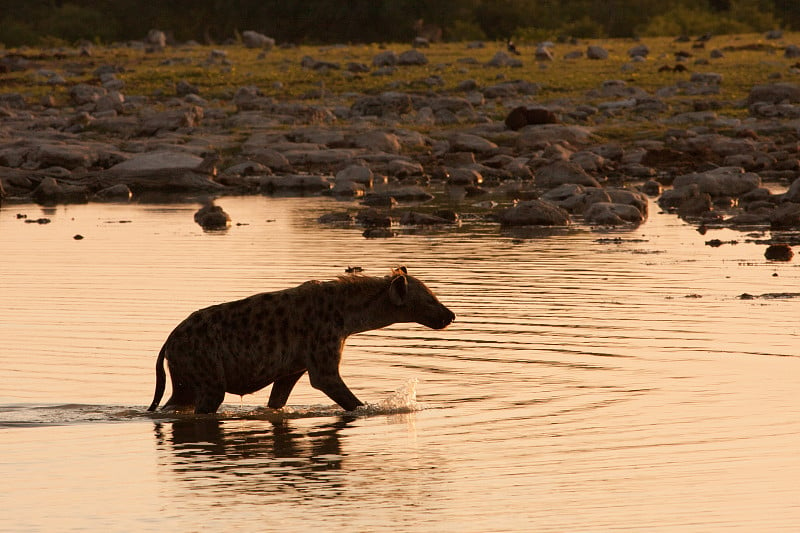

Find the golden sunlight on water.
xmin=1 ymin=196 xmax=799 ymax=532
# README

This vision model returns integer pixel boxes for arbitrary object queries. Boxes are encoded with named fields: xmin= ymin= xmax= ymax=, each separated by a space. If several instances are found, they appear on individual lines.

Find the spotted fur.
xmin=147 ymin=267 xmax=455 ymax=414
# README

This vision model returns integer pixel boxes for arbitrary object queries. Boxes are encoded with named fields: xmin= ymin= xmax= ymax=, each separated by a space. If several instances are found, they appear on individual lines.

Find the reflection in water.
xmin=2 ymin=196 xmax=800 ymax=531
xmin=154 ymin=417 xmax=352 ymax=498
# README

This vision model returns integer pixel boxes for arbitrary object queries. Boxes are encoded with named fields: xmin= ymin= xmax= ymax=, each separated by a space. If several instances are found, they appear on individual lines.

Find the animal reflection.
xmin=153 ymin=417 xmax=353 ymax=497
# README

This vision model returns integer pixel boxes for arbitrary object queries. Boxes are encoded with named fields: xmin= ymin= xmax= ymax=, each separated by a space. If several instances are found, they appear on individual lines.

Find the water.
xmin=1 ymin=195 xmax=798 ymax=532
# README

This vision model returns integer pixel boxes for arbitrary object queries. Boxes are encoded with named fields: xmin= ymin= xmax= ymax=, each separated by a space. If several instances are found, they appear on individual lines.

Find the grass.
xmin=2 ymin=32 xmax=799 ymax=137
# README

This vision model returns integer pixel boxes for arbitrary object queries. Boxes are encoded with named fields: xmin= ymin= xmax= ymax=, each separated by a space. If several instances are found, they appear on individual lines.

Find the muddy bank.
xmin=1 ymin=36 xmax=800 ymax=254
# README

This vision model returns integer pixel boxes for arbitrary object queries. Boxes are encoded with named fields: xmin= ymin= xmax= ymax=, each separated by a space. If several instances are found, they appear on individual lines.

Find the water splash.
xmin=357 ymin=377 xmax=421 ymax=415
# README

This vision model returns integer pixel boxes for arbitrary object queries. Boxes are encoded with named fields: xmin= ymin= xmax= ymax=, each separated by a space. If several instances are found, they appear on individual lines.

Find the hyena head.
xmin=388 ymin=266 xmax=455 ymax=330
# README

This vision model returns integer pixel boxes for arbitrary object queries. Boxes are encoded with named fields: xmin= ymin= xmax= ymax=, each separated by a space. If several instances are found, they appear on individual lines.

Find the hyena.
xmin=147 ymin=267 xmax=455 ymax=414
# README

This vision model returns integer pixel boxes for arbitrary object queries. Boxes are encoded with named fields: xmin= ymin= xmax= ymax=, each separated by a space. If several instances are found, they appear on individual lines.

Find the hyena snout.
xmin=421 ymin=304 xmax=456 ymax=330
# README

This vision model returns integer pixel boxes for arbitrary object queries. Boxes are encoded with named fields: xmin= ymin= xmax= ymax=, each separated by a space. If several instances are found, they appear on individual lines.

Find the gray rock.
xmin=31 ymin=177 xmax=89 ymax=204
xmin=587 ymin=45 xmax=608 ymax=60
xmin=352 ymin=131 xmax=401 ymax=153
xmin=194 ymin=203 xmax=231 ymax=230
xmin=372 ymin=50 xmax=398 ymax=67
xmin=449 ymin=133 xmax=497 ymax=154
xmin=770 ymin=202 xmax=800 ymax=228
xmin=747 ymin=83 xmax=800 ymax=105
xmin=398 ymin=49 xmax=428 ymax=66
xmin=535 ymin=161 xmax=602 ymax=189
xmin=584 ymin=202 xmax=644 ymax=225
xmin=242 ymin=31 xmax=275 ymax=50
xmin=486 ymin=51 xmax=523 ymax=68
xmin=785 ymin=44 xmax=800 ymax=59
xmin=336 ymin=164 xmax=374 ymax=186
xmin=672 ymin=168 xmax=761 ymax=197
xmin=628 ymin=44 xmax=649 ymax=58
xmin=94 ymin=183 xmax=133 ymax=201
xmin=112 ymin=151 xmax=203 ymax=171
xmin=70 ymin=84 xmax=107 ymax=105
xmin=498 ymin=199 xmax=571 ymax=226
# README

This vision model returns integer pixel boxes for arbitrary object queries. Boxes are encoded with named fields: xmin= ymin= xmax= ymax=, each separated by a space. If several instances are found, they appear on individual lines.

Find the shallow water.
xmin=1 ymin=195 xmax=799 ymax=532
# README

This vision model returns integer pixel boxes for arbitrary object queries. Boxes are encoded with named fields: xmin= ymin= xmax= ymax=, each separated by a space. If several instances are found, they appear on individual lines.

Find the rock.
xmin=498 ymin=199 xmax=571 ymax=226
xmin=318 ymin=212 xmax=355 ymax=224
xmin=69 ymin=83 xmax=106 ymax=105
xmin=175 ymin=80 xmax=199 ymax=96
xmin=255 ymin=174 xmax=332 ymax=194
xmin=447 ymin=168 xmax=482 ymax=186
xmin=194 ymin=203 xmax=231 ymax=230
xmin=628 ymin=44 xmax=649 ymax=58
xmin=31 ymin=177 xmax=89 ymax=204
xmin=747 ymin=83 xmax=800 ymax=105
xmin=587 ymin=45 xmax=608 ymax=60
xmin=535 ymin=45 xmax=554 ymax=61
xmin=781 ymin=177 xmax=800 ymax=203
xmin=138 ymin=105 xmax=203 ymax=135
xmin=367 ymin=185 xmax=433 ymax=203
xmin=482 ymin=80 xmax=539 ymax=98
xmin=672 ymin=168 xmax=761 ymax=197
xmin=146 ymin=29 xmax=166 ymax=49
xmin=770 ymin=202 xmax=800 ymax=229
xmin=689 ymin=72 xmax=722 ymax=84
xmin=504 ymin=106 xmax=558 ymax=130
xmin=449 ymin=133 xmax=497 ymax=154
xmin=765 ymin=244 xmax=793 ymax=261
xmin=516 ymin=124 xmax=594 ymax=149
xmin=94 ymin=183 xmax=132 ymax=201
xmin=584 ymin=202 xmax=644 ymax=225
xmin=397 ymin=49 xmax=428 ymax=65
xmin=400 ymin=211 xmax=455 ymax=225
xmin=328 ymin=180 xmax=366 ymax=197
xmin=486 ymin=51 xmax=522 ymax=68
xmin=785 ymin=44 xmax=800 ymax=59
xmin=351 ymin=92 xmax=413 ymax=117
xmin=535 ymin=160 xmax=601 ymax=189
xmin=372 ymin=50 xmax=398 ymax=67
xmin=335 ymin=164 xmax=374 ymax=186
xmin=242 ymin=31 xmax=275 ymax=49
xmin=35 ymin=144 xmax=94 ymax=170
xmin=112 ymin=151 xmax=203 ymax=171
xmin=352 ymin=131 xmax=401 ymax=153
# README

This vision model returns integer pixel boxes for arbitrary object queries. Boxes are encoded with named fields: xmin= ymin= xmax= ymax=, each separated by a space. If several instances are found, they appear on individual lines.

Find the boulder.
xmin=352 ymin=131 xmax=401 ymax=153
xmin=449 ymin=133 xmax=498 ymax=154
xmin=672 ymin=168 xmax=761 ymax=197
xmin=516 ymin=125 xmax=594 ymax=149
xmin=747 ymin=83 xmax=800 ymax=105
xmin=397 ymin=49 xmax=428 ymax=65
xmin=770 ymin=202 xmax=800 ymax=229
xmin=486 ymin=51 xmax=523 ymax=68
xmin=372 ymin=50 xmax=398 ymax=67
xmin=194 ymin=203 xmax=231 ymax=230
xmin=242 ymin=31 xmax=275 ymax=49
xmin=335 ymin=164 xmax=374 ymax=186
xmin=254 ymin=174 xmax=332 ymax=194
xmin=498 ymin=199 xmax=571 ymax=226
xmin=504 ymin=106 xmax=558 ymax=130
xmin=94 ymin=183 xmax=132 ymax=202
xmin=587 ymin=45 xmax=609 ymax=60
xmin=535 ymin=160 xmax=601 ymax=189
xmin=31 ymin=177 xmax=89 ymax=204
xmin=584 ymin=202 xmax=644 ymax=225
xmin=351 ymin=92 xmax=413 ymax=116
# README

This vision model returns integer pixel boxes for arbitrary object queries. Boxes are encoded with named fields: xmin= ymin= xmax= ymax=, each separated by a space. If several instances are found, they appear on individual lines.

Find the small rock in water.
xmin=764 ymin=244 xmax=793 ymax=261
xmin=73 ymin=234 xmax=84 ymax=240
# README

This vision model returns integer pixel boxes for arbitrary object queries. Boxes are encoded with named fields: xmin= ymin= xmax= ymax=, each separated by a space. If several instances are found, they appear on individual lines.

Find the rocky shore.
xmin=2 ymin=32 xmax=800 ymax=254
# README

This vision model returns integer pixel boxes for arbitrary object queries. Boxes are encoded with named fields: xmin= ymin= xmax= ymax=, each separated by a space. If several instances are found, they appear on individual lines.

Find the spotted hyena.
xmin=147 ymin=267 xmax=455 ymax=414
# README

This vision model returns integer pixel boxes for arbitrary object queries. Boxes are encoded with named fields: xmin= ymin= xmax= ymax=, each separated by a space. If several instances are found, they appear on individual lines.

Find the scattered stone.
xmin=194 ymin=202 xmax=231 ymax=230
xmin=504 ymin=106 xmax=558 ymax=130
xmin=498 ymin=199 xmax=571 ymax=226
xmin=587 ymin=45 xmax=609 ymax=60
xmin=764 ymin=244 xmax=793 ymax=261
xmin=242 ymin=31 xmax=275 ymax=50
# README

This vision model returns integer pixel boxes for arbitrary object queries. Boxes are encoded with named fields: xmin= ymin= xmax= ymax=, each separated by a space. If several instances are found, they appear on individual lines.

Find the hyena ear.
xmin=389 ymin=273 xmax=408 ymax=306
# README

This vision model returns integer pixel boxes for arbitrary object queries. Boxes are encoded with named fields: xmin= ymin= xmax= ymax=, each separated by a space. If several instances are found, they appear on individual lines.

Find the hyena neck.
xmin=332 ymin=276 xmax=402 ymax=336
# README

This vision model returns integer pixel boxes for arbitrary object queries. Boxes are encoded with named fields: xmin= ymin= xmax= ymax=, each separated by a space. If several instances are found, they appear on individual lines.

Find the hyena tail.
xmin=147 ymin=345 xmax=167 ymax=412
